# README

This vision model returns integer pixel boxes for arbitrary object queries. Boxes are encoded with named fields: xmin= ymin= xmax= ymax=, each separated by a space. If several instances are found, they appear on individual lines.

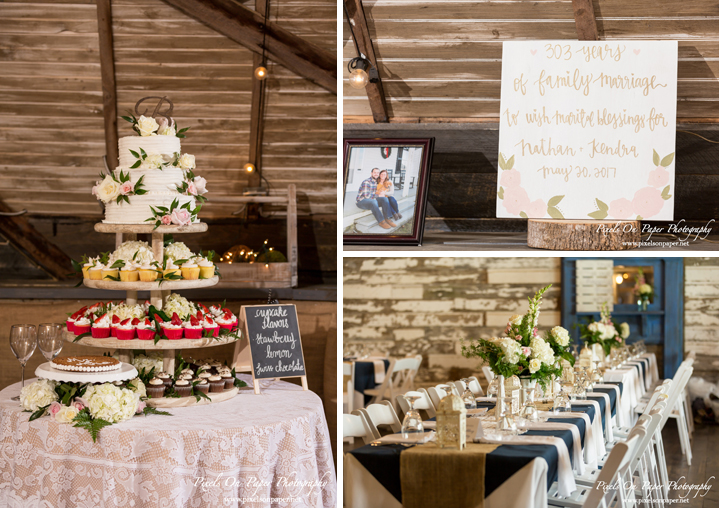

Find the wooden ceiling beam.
xmin=96 ymin=0 xmax=119 ymax=168
xmin=0 ymin=202 xmax=72 ymax=281
xmin=161 ymin=0 xmax=336 ymax=94
xmin=248 ymin=0 xmax=268 ymax=190
xmin=571 ymin=0 xmax=599 ymax=40
xmin=344 ymin=0 xmax=389 ymax=123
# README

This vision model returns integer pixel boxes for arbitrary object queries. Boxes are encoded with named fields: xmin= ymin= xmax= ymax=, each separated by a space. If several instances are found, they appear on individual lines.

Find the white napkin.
xmin=476 ymin=434 xmax=576 ymax=497
xmin=422 ymin=420 xmax=436 ymax=430
xmin=518 ymin=421 xmax=584 ymax=475
xmin=377 ymin=431 xmax=435 ymax=445
xmin=570 ymin=400 xmax=606 ymax=459
xmin=587 ymin=391 xmax=613 ymax=442
xmin=372 ymin=360 xmax=386 ymax=383
xmin=541 ymin=410 xmax=597 ymax=468
xmin=625 ymin=361 xmax=647 ymax=392
xmin=594 ymin=383 xmax=624 ymax=427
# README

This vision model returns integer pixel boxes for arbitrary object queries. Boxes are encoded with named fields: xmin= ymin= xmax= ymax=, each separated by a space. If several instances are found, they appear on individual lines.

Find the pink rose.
xmin=91 ymin=185 xmax=98 ymax=196
xmin=632 ymin=187 xmax=664 ymax=218
xmin=49 ymin=401 xmax=62 ymax=417
xmin=499 ymin=169 xmax=522 ymax=189
xmin=72 ymin=400 xmax=85 ymax=411
xmin=609 ymin=198 xmax=633 ymax=219
xmin=526 ymin=199 xmax=546 ymax=218
xmin=161 ymin=214 xmax=173 ymax=225
xmin=647 ymin=166 xmax=670 ymax=188
xmin=515 ymin=335 xmax=522 ymax=341
xmin=521 ymin=347 xmax=531 ymax=357
xmin=503 ymin=186 xmax=530 ymax=216
xmin=171 ymin=208 xmax=192 ymax=226
xmin=119 ymin=181 xmax=134 ymax=195
xmin=187 ymin=182 xmax=198 ymax=196
xmin=193 ymin=176 xmax=207 ymax=194
xmin=136 ymin=400 xmax=146 ymax=414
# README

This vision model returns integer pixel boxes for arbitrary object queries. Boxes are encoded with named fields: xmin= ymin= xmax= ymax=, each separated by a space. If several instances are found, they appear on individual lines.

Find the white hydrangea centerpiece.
xmin=163 ymin=293 xmax=197 ymax=319
xmin=108 ymin=240 xmax=156 ymax=266
xmin=580 ymin=302 xmax=629 ymax=354
xmin=83 ymin=383 xmax=139 ymax=423
xmin=164 ymin=241 xmax=195 ymax=263
xmin=20 ymin=379 xmax=58 ymax=411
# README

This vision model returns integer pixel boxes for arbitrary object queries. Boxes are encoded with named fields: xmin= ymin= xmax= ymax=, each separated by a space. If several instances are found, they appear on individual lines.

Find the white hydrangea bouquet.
xmin=462 ymin=284 xmax=569 ymax=388
xmin=579 ymin=303 xmax=630 ymax=355
xmin=19 ymin=377 xmax=169 ymax=442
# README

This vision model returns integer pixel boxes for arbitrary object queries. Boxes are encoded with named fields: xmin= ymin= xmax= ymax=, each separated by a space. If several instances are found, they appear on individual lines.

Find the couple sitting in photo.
xmin=355 ymin=168 xmax=403 ymax=229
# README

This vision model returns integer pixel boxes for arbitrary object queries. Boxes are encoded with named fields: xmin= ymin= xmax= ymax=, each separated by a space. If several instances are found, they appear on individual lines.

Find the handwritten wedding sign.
xmin=237 ymin=304 xmax=307 ymax=394
xmin=497 ymin=41 xmax=678 ymax=220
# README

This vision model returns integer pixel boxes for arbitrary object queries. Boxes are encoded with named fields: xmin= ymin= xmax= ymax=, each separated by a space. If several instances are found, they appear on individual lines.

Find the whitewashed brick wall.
xmin=343 ymin=257 xmax=562 ymax=383
xmin=685 ymin=258 xmax=719 ymax=383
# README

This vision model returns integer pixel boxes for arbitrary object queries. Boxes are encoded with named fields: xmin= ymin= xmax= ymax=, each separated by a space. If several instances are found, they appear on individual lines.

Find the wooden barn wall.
xmin=343 ymin=257 xmax=563 ymax=384
xmin=343 ymin=0 xmax=719 ymax=120
xmin=0 ymin=0 xmax=336 ymax=219
xmin=684 ymin=258 xmax=719 ymax=384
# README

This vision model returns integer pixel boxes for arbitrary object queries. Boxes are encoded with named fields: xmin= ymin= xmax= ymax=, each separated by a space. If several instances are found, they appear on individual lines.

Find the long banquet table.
xmin=0 ymin=375 xmax=336 ymax=508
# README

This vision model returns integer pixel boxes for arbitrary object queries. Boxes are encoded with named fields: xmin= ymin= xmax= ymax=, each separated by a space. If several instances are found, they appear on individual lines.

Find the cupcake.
xmin=73 ymin=316 xmax=91 ymax=335
xmin=66 ymin=317 xmax=76 ymax=334
xmin=138 ymin=263 xmax=158 ymax=282
xmin=88 ymin=264 xmax=104 ymax=280
xmin=198 ymin=371 xmax=212 ymax=380
xmin=208 ymin=375 xmax=225 ymax=393
xmin=194 ymin=378 xmax=210 ymax=395
xmin=156 ymin=372 xmax=172 ymax=388
xmin=120 ymin=263 xmax=139 ymax=282
xmin=203 ymin=316 xmax=219 ymax=337
xmin=181 ymin=368 xmax=194 ymax=376
xmin=183 ymin=315 xmax=203 ymax=339
xmin=198 ymin=258 xmax=215 ymax=279
xmin=116 ymin=317 xmax=137 ymax=340
xmin=102 ymin=266 xmax=119 ymax=281
xmin=160 ymin=312 xmax=184 ymax=340
xmin=180 ymin=373 xmax=193 ymax=381
xmin=216 ymin=310 xmax=237 ymax=331
xmin=110 ymin=314 xmax=121 ymax=337
xmin=174 ymin=379 xmax=192 ymax=397
xmin=82 ymin=259 xmax=96 ymax=279
xmin=209 ymin=305 xmax=223 ymax=318
xmin=136 ymin=317 xmax=156 ymax=340
xmin=180 ymin=260 xmax=200 ymax=280
xmin=163 ymin=261 xmax=181 ymax=280
xmin=91 ymin=313 xmax=111 ymax=338
xmin=147 ymin=378 xmax=166 ymax=398
xmin=220 ymin=371 xmax=234 ymax=390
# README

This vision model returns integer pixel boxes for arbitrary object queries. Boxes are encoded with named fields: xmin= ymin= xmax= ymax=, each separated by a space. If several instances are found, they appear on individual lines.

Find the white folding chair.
xmin=657 ymin=364 xmax=694 ymax=466
xmin=358 ymin=401 xmax=402 ymax=439
xmin=343 ymin=413 xmax=374 ymax=445
xmin=454 ymin=376 xmax=484 ymax=397
xmin=427 ymin=383 xmax=461 ymax=409
xmin=548 ymin=434 xmax=641 ymax=508
xmin=482 ymin=365 xmax=495 ymax=385
xmin=364 ymin=357 xmax=421 ymax=407
xmin=396 ymin=389 xmax=436 ymax=420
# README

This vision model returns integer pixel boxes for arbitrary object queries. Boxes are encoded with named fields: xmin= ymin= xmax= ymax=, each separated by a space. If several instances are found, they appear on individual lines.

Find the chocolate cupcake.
xmin=147 ymin=378 xmax=166 ymax=398
xmin=180 ymin=368 xmax=194 ymax=377
xmin=220 ymin=371 xmax=234 ymax=390
xmin=180 ymin=373 xmax=194 ymax=381
xmin=194 ymin=378 xmax=210 ymax=395
xmin=198 ymin=371 xmax=212 ymax=380
xmin=174 ymin=378 xmax=192 ymax=397
xmin=208 ymin=374 xmax=224 ymax=393
xmin=157 ymin=372 xmax=172 ymax=388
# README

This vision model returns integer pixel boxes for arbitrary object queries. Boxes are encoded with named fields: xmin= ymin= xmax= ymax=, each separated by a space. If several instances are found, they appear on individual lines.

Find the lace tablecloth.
xmin=0 ymin=375 xmax=336 ymax=508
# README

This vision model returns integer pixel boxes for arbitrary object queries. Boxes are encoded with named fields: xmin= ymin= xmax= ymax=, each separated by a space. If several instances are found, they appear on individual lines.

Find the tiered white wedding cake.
xmin=92 ymin=108 xmax=208 ymax=225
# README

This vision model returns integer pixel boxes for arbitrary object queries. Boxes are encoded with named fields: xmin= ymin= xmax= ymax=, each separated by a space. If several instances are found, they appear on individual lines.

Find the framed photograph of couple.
xmin=342 ymin=138 xmax=434 ymax=246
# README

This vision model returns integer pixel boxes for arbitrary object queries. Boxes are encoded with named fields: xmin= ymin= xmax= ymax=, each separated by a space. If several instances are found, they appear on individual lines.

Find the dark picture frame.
xmin=343 ymin=138 xmax=434 ymax=246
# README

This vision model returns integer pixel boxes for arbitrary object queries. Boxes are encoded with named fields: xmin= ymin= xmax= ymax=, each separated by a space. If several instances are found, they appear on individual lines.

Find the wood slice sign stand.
xmin=232 ymin=304 xmax=308 ymax=394
xmin=527 ymin=219 xmax=641 ymax=251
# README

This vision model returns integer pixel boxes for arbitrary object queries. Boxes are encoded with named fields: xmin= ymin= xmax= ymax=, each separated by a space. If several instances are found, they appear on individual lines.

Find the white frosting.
xmin=51 ymin=360 xmax=121 ymax=373
xmin=93 ymin=315 xmax=111 ymax=328
xmin=197 ymin=259 xmax=213 ymax=267
xmin=181 ymin=261 xmax=198 ymax=268
xmin=118 ymin=135 xmax=181 ymax=168
xmin=74 ymin=317 xmax=90 ymax=327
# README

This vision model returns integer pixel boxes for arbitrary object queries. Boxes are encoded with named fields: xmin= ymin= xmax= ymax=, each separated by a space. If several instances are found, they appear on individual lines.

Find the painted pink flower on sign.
xmin=647 ymin=166 xmax=670 ymax=188
xmin=632 ymin=187 xmax=664 ymax=218
xmin=609 ymin=198 xmax=633 ymax=219
xmin=527 ymin=199 xmax=546 ymax=218
xmin=500 ymin=169 xmax=522 ymax=189
xmin=503 ymin=186 xmax=530 ymax=215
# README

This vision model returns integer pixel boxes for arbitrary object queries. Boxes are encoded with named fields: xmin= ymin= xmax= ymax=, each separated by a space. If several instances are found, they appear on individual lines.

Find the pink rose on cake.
xmin=193 ymin=176 xmax=208 ymax=194
xmin=161 ymin=214 xmax=172 ymax=225
xmin=171 ymin=209 xmax=191 ymax=226
xmin=119 ymin=181 xmax=134 ymax=195
xmin=187 ymin=181 xmax=198 ymax=196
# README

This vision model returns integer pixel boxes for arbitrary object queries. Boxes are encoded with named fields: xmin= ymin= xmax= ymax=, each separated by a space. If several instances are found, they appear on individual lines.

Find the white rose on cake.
xmin=178 ymin=153 xmax=196 ymax=170
xmin=157 ymin=125 xmax=176 ymax=136
xmin=142 ymin=154 xmax=164 ymax=170
xmin=20 ymin=379 xmax=58 ymax=411
xmin=136 ymin=115 xmax=159 ymax=137
xmin=95 ymin=175 xmax=121 ymax=203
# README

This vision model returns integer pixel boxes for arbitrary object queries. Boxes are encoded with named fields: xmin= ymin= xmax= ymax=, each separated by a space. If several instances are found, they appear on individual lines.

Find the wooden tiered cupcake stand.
xmin=62 ymin=222 xmax=240 ymax=407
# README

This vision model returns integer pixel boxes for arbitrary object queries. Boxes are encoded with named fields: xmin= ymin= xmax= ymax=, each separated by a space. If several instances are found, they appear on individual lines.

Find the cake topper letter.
xmin=134 ymin=96 xmax=174 ymax=123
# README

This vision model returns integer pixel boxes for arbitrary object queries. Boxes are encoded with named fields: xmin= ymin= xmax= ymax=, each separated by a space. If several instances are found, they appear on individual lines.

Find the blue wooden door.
xmin=561 ymin=258 xmax=684 ymax=378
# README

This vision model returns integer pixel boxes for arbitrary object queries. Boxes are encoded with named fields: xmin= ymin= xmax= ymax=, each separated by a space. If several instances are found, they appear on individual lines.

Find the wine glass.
xmin=486 ymin=377 xmax=498 ymax=399
xmin=38 ymin=323 xmax=64 ymax=362
xmin=460 ymin=378 xmax=477 ymax=410
xmin=401 ymin=391 xmax=424 ymax=439
xmin=9 ymin=324 xmax=37 ymax=401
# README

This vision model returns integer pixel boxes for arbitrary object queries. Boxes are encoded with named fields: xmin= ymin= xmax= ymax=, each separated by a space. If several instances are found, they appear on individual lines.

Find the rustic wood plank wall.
xmin=684 ymin=257 xmax=719 ymax=384
xmin=343 ymin=257 xmax=563 ymax=383
xmin=343 ymin=0 xmax=719 ymax=120
xmin=0 ymin=0 xmax=336 ymax=218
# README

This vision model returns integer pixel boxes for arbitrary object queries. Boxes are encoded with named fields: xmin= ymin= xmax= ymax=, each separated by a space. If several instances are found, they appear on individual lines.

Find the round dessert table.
xmin=0 ymin=374 xmax=336 ymax=508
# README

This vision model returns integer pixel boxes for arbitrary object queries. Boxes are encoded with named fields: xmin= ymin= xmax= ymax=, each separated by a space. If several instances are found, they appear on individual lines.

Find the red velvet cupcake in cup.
xmin=116 ymin=317 xmax=138 ymax=340
xmin=183 ymin=315 xmax=203 ymax=339
xmin=91 ymin=313 xmax=111 ymax=338
xmin=203 ymin=315 xmax=219 ymax=337
xmin=160 ymin=312 xmax=184 ymax=340
xmin=73 ymin=315 xmax=91 ymax=336
xmin=110 ymin=314 xmax=121 ymax=337
xmin=215 ymin=309 xmax=237 ymax=331
xmin=136 ymin=317 xmax=156 ymax=340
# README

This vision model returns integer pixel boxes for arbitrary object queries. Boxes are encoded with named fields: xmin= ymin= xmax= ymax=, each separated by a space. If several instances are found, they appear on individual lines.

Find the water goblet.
xmin=487 ymin=377 xmax=499 ymax=399
xmin=401 ymin=391 xmax=424 ymax=439
xmin=9 ymin=324 xmax=37 ymax=401
xmin=460 ymin=378 xmax=477 ymax=410
xmin=38 ymin=323 xmax=64 ymax=362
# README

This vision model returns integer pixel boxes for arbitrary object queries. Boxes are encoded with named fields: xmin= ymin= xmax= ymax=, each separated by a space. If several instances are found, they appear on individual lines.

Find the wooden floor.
xmin=663 ymin=420 xmax=719 ymax=507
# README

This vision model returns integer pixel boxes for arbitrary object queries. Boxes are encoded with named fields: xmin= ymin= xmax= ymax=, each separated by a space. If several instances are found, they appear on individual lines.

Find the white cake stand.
xmin=35 ymin=362 xmax=138 ymax=384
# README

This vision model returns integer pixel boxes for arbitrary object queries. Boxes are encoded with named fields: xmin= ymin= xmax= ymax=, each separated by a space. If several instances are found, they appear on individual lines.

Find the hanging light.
xmin=254 ymin=65 xmax=268 ymax=80
xmin=244 ymin=163 xmax=255 ymax=173
xmin=348 ymin=57 xmax=370 ymax=89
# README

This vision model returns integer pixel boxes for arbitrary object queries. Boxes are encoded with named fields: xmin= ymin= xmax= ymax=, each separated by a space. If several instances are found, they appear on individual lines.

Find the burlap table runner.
xmin=485 ymin=401 xmax=554 ymax=418
xmin=400 ymin=442 xmax=500 ymax=508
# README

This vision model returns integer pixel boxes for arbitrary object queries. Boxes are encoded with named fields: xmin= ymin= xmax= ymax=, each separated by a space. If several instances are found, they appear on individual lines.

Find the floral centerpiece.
xmin=578 ymin=303 xmax=630 ymax=355
xmin=20 ymin=377 xmax=170 ymax=442
xmin=461 ymin=284 xmax=571 ymax=388
xmin=634 ymin=268 xmax=653 ymax=311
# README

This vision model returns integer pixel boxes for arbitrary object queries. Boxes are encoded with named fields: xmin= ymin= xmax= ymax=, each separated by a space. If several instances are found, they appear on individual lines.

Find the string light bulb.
xmin=244 ymin=163 xmax=255 ymax=173
xmin=254 ymin=66 xmax=268 ymax=80
xmin=347 ymin=57 xmax=370 ymax=89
